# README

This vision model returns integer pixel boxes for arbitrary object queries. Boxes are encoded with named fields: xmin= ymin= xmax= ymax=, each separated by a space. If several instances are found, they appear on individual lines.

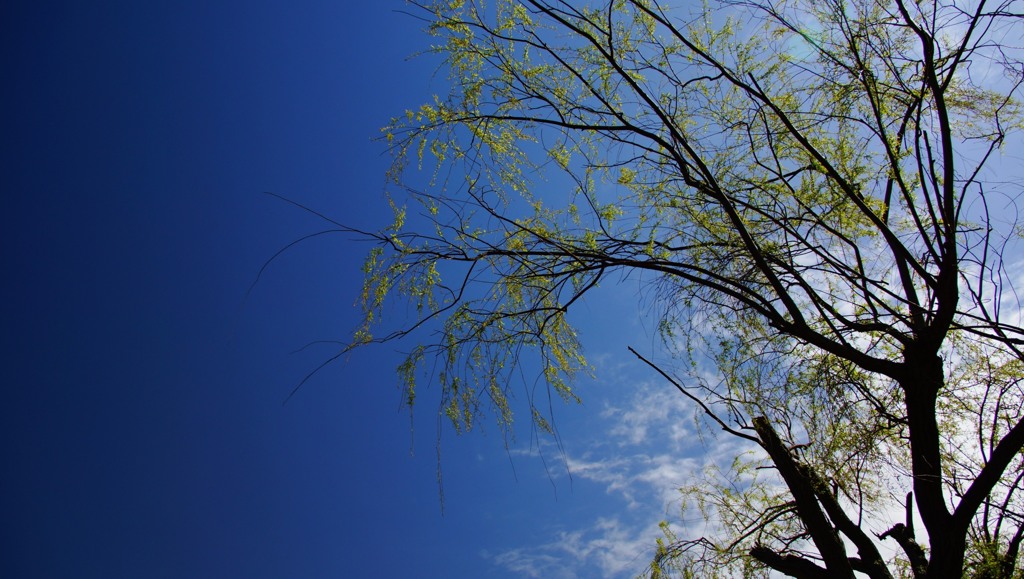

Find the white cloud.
xmin=601 ymin=383 xmax=695 ymax=451
xmin=485 ymin=373 xmax=757 ymax=577
xmin=486 ymin=517 xmax=667 ymax=578
xmin=486 ymin=548 xmax=573 ymax=579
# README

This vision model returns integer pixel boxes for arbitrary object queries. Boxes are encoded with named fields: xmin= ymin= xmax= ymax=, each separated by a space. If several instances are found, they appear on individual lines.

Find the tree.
xmin=349 ymin=0 xmax=1024 ymax=576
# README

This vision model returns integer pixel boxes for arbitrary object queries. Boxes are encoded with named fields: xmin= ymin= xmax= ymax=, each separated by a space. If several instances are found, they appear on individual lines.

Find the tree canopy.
xmin=349 ymin=0 xmax=1024 ymax=575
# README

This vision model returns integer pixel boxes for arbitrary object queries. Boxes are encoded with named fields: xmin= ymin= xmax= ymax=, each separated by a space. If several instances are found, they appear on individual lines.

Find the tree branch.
xmin=753 ymin=416 xmax=855 ymax=577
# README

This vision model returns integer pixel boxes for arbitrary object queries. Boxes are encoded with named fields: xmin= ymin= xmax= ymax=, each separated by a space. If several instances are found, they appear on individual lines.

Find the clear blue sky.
xmin=2 ymin=2 xmax=707 ymax=577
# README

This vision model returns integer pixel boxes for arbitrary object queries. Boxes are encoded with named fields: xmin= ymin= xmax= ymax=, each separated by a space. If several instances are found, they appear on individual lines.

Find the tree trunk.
xmin=902 ymin=348 xmax=962 ymax=577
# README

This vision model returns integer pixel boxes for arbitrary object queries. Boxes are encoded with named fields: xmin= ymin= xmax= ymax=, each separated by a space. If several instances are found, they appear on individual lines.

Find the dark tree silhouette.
xmin=342 ymin=0 xmax=1024 ymax=575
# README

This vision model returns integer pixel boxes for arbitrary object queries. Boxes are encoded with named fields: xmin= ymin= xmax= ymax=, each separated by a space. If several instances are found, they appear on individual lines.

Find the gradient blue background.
xmin=2 ymin=2 xmax=686 ymax=577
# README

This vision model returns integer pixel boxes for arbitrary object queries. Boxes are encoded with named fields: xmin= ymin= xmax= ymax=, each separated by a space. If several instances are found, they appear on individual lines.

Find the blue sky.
xmin=1 ymin=2 xmax=714 ymax=577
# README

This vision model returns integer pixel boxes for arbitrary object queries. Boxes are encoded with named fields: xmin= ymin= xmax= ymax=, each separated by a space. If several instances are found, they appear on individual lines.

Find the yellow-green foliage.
xmin=361 ymin=0 xmax=1024 ymax=573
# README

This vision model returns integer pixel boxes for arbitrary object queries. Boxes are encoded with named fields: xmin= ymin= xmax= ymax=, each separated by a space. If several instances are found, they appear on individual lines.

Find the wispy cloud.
xmin=602 ymin=383 xmax=695 ymax=451
xmin=485 ymin=548 xmax=572 ymax=579
xmin=485 ymin=517 xmax=668 ymax=578
xmin=485 ymin=375 xmax=749 ymax=577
